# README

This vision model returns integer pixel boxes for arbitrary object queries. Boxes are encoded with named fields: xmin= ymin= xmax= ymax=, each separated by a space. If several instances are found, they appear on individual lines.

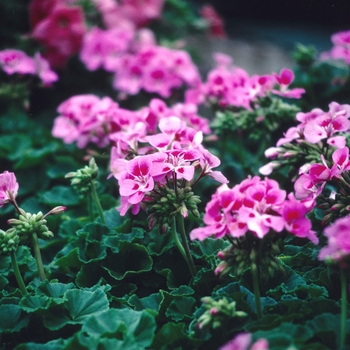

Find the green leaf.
xmin=36 ymin=280 xmax=75 ymax=298
xmin=78 ymin=308 xmax=156 ymax=349
xmin=0 ymin=304 xmax=30 ymax=332
xmin=166 ymin=296 xmax=196 ymax=321
xmin=12 ymin=338 xmax=67 ymax=350
xmin=46 ymin=156 xmax=81 ymax=179
xmin=102 ymin=242 xmax=153 ymax=280
xmin=19 ymin=294 xmax=65 ymax=313
xmin=39 ymin=186 xmax=80 ymax=206
xmin=58 ymin=219 xmax=83 ymax=239
xmin=14 ymin=142 xmax=59 ymax=169
xmin=64 ymin=288 xmax=109 ymax=322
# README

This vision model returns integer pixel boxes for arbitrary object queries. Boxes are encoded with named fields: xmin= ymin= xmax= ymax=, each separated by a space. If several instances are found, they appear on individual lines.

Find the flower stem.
xmin=10 ymin=251 xmax=28 ymax=295
xmin=90 ymin=180 xmax=106 ymax=225
xmin=88 ymin=194 xmax=94 ymax=222
xmin=31 ymin=232 xmax=46 ymax=281
xmin=340 ymin=268 xmax=347 ymax=349
xmin=176 ymin=213 xmax=197 ymax=278
xmin=172 ymin=218 xmax=186 ymax=261
xmin=251 ymin=259 xmax=262 ymax=319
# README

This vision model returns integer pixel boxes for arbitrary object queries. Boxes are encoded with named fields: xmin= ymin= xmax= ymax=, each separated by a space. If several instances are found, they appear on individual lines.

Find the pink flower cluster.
xmin=220 ymin=333 xmax=268 ymax=350
xmin=0 ymin=171 xmax=19 ymax=207
xmin=0 ymin=49 xmax=58 ymax=86
xmin=320 ymin=30 xmax=350 ymax=64
xmin=319 ymin=216 xmax=350 ymax=263
xmin=261 ymin=102 xmax=350 ymax=175
xmin=29 ymin=0 xmax=87 ymax=68
xmin=52 ymin=95 xmax=210 ymax=149
xmin=110 ymin=115 xmax=227 ymax=216
xmin=294 ymin=147 xmax=350 ymax=202
xmin=190 ymin=175 xmax=318 ymax=244
xmin=185 ymin=53 xmax=305 ymax=109
xmin=93 ymin=0 xmax=164 ymax=29
xmin=80 ymin=26 xmax=200 ymax=98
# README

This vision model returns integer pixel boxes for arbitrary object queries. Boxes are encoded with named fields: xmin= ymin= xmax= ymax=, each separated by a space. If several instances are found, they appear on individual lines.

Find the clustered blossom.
xmin=319 ymin=216 xmax=350 ymax=265
xmin=260 ymin=102 xmax=350 ymax=176
xmin=190 ymin=175 xmax=318 ymax=244
xmin=320 ymin=30 xmax=350 ymax=65
xmin=220 ymin=333 xmax=269 ymax=350
xmin=80 ymin=26 xmax=200 ymax=98
xmin=109 ymin=115 xmax=227 ymax=221
xmin=185 ymin=53 xmax=305 ymax=109
xmin=0 ymin=49 xmax=58 ymax=86
xmin=29 ymin=0 xmax=87 ymax=68
xmin=52 ymin=95 xmax=210 ymax=149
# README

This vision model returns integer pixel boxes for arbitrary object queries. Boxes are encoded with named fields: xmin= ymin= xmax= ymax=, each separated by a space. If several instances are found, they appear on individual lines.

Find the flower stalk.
xmin=251 ymin=250 xmax=262 ymax=319
xmin=10 ymin=251 xmax=28 ymax=295
xmin=90 ymin=179 xmax=106 ymax=225
xmin=32 ymin=232 xmax=46 ymax=281
xmin=340 ymin=268 xmax=347 ymax=349
xmin=176 ymin=212 xmax=197 ymax=278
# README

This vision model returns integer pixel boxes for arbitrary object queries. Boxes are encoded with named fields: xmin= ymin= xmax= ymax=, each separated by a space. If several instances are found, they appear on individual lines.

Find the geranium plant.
xmin=2 ymin=1 xmax=350 ymax=349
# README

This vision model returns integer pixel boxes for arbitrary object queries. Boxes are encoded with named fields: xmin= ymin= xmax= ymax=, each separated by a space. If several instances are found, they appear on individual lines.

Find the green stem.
xmin=10 ymin=251 xmax=28 ymax=295
xmin=251 ymin=259 xmax=262 ymax=319
xmin=31 ymin=232 xmax=46 ymax=281
xmin=340 ymin=268 xmax=347 ymax=349
xmin=172 ymin=218 xmax=186 ymax=261
xmin=176 ymin=213 xmax=197 ymax=278
xmin=88 ymin=194 xmax=94 ymax=222
xmin=90 ymin=180 xmax=106 ymax=225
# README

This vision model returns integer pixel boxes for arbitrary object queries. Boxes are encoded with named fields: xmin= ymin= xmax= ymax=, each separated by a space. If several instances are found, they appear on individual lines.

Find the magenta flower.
xmin=319 ymin=216 xmax=350 ymax=263
xmin=0 ymin=49 xmax=36 ymax=75
xmin=0 ymin=171 xmax=19 ymax=207
xmin=220 ymin=333 xmax=269 ymax=350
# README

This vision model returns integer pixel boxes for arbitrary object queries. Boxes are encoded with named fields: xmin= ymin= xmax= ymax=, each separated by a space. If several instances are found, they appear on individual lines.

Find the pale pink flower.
xmin=0 ymin=171 xmax=19 ymax=207
xmin=119 ymin=156 xmax=155 ymax=205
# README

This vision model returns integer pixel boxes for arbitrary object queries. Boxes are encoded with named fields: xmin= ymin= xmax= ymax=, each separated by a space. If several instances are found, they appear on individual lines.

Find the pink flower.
xmin=0 ymin=171 xmax=19 ymax=207
xmin=319 ymin=216 xmax=350 ymax=262
xmin=272 ymin=68 xmax=305 ymax=99
xmin=32 ymin=3 xmax=87 ymax=68
xmin=0 ymin=49 xmax=36 ymax=75
xmin=118 ymin=156 xmax=155 ymax=205
xmin=220 ymin=333 xmax=269 ymax=350
xmin=200 ymin=5 xmax=226 ymax=38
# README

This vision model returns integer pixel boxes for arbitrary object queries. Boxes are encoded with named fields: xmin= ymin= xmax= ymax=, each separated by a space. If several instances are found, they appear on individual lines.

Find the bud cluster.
xmin=0 ymin=228 xmax=19 ymax=255
xmin=8 ymin=209 xmax=54 ymax=244
xmin=197 ymin=296 xmax=247 ymax=329
xmin=146 ymin=184 xmax=201 ymax=234
xmin=318 ymin=175 xmax=350 ymax=226
xmin=65 ymin=157 xmax=99 ymax=196
xmin=215 ymin=233 xmax=284 ymax=282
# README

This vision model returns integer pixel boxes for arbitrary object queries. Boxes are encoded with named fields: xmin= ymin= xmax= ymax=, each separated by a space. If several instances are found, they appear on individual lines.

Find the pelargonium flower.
xmin=220 ymin=333 xmax=269 ymax=350
xmin=320 ymin=30 xmax=350 ymax=65
xmin=0 ymin=171 xmax=19 ymax=207
xmin=190 ymin=175 xmax=316 ymax=243
xmin=319 ymin=216 xmax=350 ymax=263
xmin=31 ymin=2 xmax=87 ymax=68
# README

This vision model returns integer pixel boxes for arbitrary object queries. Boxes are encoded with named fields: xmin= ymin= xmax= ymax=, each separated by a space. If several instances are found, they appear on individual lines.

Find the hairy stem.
xmin=176 ymin=213 xmax=197 ymax=278
xmin=90 ymin=180 xmax=106 ymax=225
xmin=32 ymin=232 xmax=46 ymax=281
xmin=10 ymin=251 xmax=28 ymax=295
xmin=251 ymin=259 xmax=262 ymax=319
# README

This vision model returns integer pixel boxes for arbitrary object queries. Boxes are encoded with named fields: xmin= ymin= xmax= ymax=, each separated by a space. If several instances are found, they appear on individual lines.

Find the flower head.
xmin=0 ymin=171 xmax=19 ymax=207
